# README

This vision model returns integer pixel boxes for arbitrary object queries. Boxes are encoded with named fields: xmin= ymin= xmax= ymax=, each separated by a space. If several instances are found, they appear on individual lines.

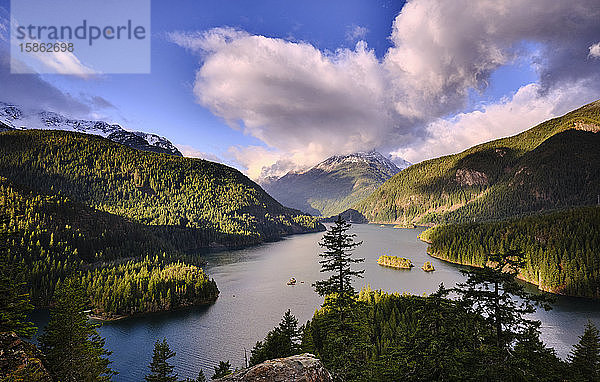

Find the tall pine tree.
xmin=145 ymin=338 xmax=178 ymax=382
xmin=454 ymin=249 xmax=553 ymax=379
xmin=39 ymin=277 xmax=114 ymax=381
xmin=0 ymin=241 xmax=36 ymax=337
xmin=313 ymin=216 xmax=364 ymax=318
xmin=249 ymin=309 xmax=301 ymax=366
xmin=309 ymin=216 xmax=371 ymax=381
xmin=569 ymin=321 xmax=600 ymax=381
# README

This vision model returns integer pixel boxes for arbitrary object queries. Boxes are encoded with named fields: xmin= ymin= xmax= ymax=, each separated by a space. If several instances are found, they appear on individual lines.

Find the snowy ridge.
xmin=0 ymin=102 xmax=182 ymax=156
xmin=261 ymin=150 xmax=412 ymax=217
xmin=314 ymin=151 xmax=409 ymax=175
xmin=132 ymin=131 xmax=180 ymax=154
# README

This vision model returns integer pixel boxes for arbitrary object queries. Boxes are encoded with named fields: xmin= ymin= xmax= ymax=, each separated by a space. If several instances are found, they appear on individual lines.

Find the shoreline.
xmin=418 ymin=236 xmax=593 ymax=300
xmin=88 ymin=295 xmax=220 ymax=323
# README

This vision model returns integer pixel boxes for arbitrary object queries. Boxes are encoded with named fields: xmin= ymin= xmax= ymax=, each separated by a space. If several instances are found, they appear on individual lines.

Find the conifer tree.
xmin=278 ymin=309 xmax=300 ymax=346
xmin=313 ymin=216 xmax=364 ymax=317
xmin=212 ymin=361 xmax=232 ymax=379
xmin=195 ymin=370 xmax=207 ymax=382
xmin=145 ymin=338 xmax=178 ymax=382
xmin=454 ymin=249 xmax=553 ymax=378
xmin=249 ymin=310 xmax=301 ymax=366
xmin=510 ymin=327 xmax=564 ymax=381
xmin=0 ymin=238 xmax=36 ymax=338
xmin=308 ymin=217 xmax=371 ymax=380
xmin=569 ymin=321 xmax=600 ymax=381
xmin=455 ymin=249 xmax=552 ymax=349
xmin=39 ymin=277 xmax=114 ymax=381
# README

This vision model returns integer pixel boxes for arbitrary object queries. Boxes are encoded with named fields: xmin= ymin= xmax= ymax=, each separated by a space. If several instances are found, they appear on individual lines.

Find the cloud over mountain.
xmin=172 ymin=0 xmax=600 ymax=178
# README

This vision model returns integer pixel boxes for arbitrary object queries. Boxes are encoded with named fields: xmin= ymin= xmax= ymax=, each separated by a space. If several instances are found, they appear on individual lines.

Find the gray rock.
xmin=215 ymin=353 xmax=333 ymax=382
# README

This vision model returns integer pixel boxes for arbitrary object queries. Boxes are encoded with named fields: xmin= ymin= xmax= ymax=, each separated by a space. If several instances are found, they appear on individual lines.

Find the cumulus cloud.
xmin=227 ymin=146 xmax=288 ymax=180
xmin=590 ymin=42 xmax=600 ymax=59
xmin=393 ymin=80 xmax=600 ymax=163
xmin=171 ymin=0 xmax=600 ymax=179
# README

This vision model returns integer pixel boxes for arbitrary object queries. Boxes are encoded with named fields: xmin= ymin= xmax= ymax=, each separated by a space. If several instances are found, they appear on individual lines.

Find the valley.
xmin=28 ymin=224 xmax=600 ymax=381
xmin=2 ymin=100 xmax=600 ymax=381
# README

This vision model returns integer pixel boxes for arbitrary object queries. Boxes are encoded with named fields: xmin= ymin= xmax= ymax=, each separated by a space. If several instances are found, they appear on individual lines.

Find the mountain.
xmin=355 ymin=100 xmax=600 ymax=225
xmin=0 ymin=129 xmax=323 ymax=247
xmin=0 ymin=102 xmax=182 ymax=156
xmin=261 ymin=151 xmax=411 ymax=217
xmin=0 ymin=129 xmax=323 ymax=315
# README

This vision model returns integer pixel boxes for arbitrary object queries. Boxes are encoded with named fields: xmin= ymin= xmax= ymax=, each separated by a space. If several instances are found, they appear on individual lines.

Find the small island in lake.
xmin=421 ymin=261 xmax=435 ymax=272
xmin=377 ymin=255 xmax=414 ymax=269
xmin=393 ymin=224 xmax=416 ymax=229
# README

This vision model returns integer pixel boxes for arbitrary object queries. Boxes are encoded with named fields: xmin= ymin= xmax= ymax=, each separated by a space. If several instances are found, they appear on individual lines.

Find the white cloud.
xmin=170 ymin=29 xmax=392 ymax=177
xmin=227 ymin=146 xmax=288 ymax=180
xmin=177 ymin=144 xmax=224 ymax=163
xmin=0 ymin=17 xmax=7 ymax=42
xmin=171 ymin=0 xmax=600 ymax=179
xmin=393 ymin=80 xmax=600 ymax=163
xmin=19 ymin=48 xmax=99 ymax=78
xmin=5 ymin=10 xmax=99 ymax=78
xmin=589 ymin=42 xmax=600 ymax=59
xmin=346 ymin=25 xmax=368 ymax=42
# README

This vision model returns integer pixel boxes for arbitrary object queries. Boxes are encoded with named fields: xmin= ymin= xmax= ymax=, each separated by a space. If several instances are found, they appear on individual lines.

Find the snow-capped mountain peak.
xmin=314 ymin=151 xmax=409 ymax=176
xmin=261 ymin=150 xmax=411 ymax=217
xmin=0 ymin=102 xmax=182 ymax=156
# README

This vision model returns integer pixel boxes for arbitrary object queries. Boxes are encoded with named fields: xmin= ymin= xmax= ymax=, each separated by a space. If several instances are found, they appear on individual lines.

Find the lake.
xmin=31 ymin=224 xmax=600 ymax=381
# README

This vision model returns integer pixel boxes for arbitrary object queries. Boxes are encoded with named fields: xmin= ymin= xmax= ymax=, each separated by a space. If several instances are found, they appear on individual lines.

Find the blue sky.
xmin=1 ymin=0 xmax=599 ymax=178
xmin=16 ymin=0 xmax=410 ymax=157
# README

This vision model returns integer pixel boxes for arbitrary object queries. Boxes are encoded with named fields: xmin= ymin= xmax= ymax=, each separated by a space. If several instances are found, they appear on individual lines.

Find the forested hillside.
xmin=0 ymin=177 xmax=218 ymax=315
xmin=356 ymin=100 xmax=600 ymax=225
xmin=0 ymin=130 xmax=322 ymax=316
xmin=421 ymin=206 xmax=600 ymax=298
xmin=0 ymin=130 xmax=323 ymax=248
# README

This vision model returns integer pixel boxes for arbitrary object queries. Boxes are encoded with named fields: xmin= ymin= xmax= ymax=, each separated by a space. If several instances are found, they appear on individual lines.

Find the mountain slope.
xmin=0 ymin=176 xmax=219 ymax=309
xmin=0 ymin=102 xmax=182 ymax=156
xmin=262 ymin=151 xmax=410 ymax=217
xmin=0 ymin=129 xmax=323 ymax=248
xmin=0 ymin=129 xmax=323 ymax=316
xmin=355 ymin=100 xmax=600 ymax=225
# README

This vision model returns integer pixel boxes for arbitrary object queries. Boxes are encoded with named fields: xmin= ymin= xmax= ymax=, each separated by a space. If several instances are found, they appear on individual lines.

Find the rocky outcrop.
xmin=455 ymin=168 xmax=488 ymax=186
xmin=572 ymin=120 xmax=600 ymax=133
xmin=214 ymin=353 xmax=333 ymax=382
xmin=0 ymin=332 xmax=53 ymax=381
